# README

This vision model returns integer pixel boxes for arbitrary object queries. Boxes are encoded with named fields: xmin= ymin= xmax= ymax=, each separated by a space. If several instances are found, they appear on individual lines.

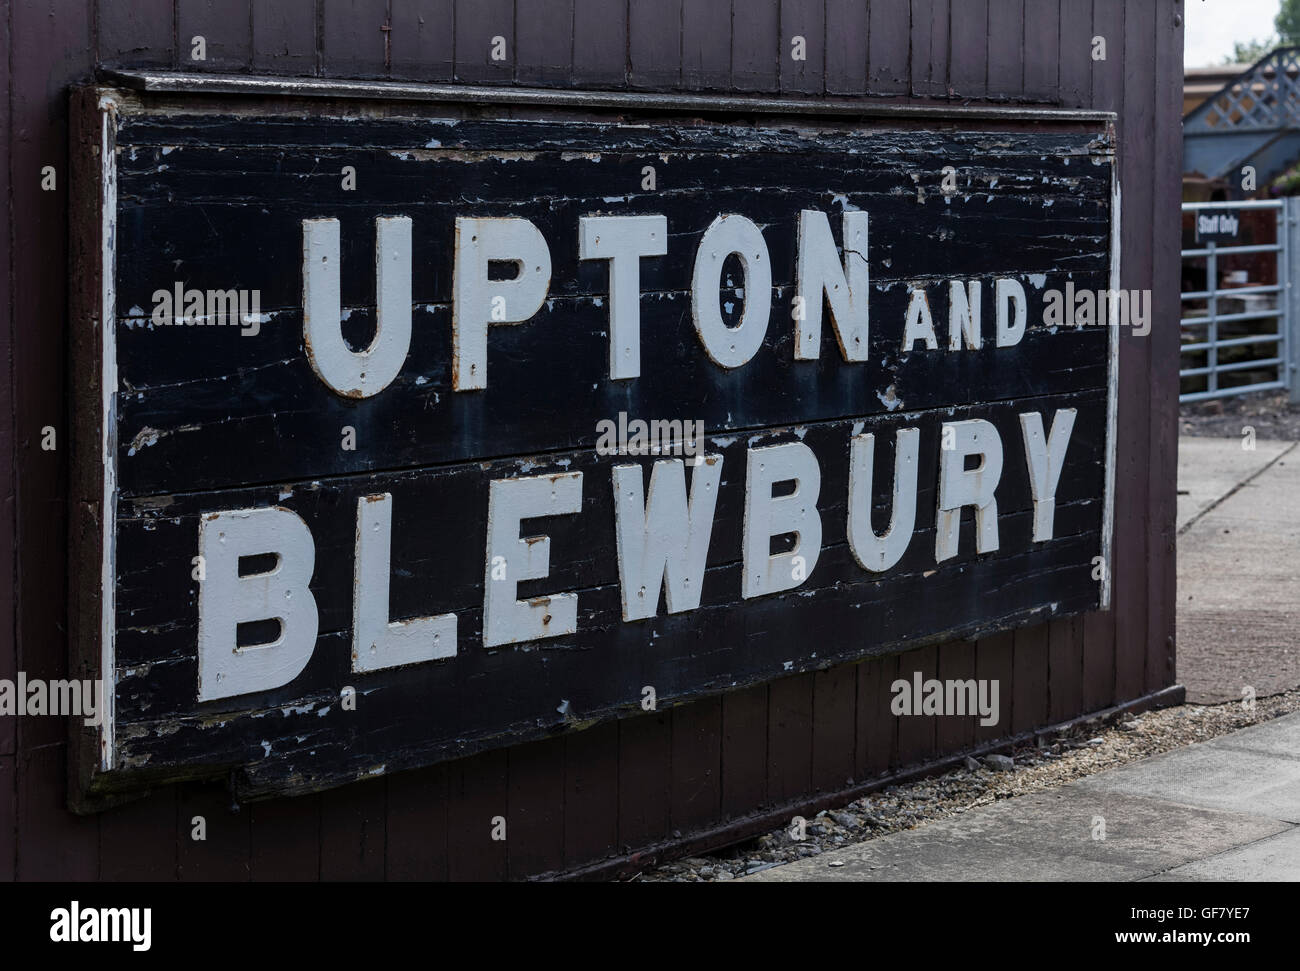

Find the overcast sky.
xmin=1186 ymin=0 xmax=1286 ymax=67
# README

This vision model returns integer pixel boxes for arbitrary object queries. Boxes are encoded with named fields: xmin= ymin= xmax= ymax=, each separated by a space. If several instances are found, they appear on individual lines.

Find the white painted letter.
xmin=303 ymin=216 xmax=412 ymax=398
xmin=948 ymin=279 xmax=982 ymax=350
xmin=613 ymin=455 xmax=722 ymax=621
xmin=795 ymin=210 xmax=869 ymax=361
xmin=996 ymin=277 xmax=1027 ymax=347
xmin=1019 ymin=409 xmax=1077 ymax=541
xmin=692 ymin=214 xmax=771 ymax=368
xmin=903 ymin=287 xmax=938 ymax=351
xmin=453 ymin=217 xmax=552 ymax=390
xmin=848 ymin=428 xmax=920 ymax=572
xmin=743 ymin=442 xmax=822 ymax=598
xmin=353 ymin=494 xmax=457 ymax=671
xmin=197 ymin=507 xmax=318 ymax=701
xmin=935 ymin=419 xmax=1003 ymax=561
xmin=579 ymin=214 xmax=667 ymax=379
xmin=483 ymin=472 xmax=583 ymax=646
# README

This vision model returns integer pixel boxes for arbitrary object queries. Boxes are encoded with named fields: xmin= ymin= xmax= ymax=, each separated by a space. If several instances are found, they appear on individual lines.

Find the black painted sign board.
xmin=69 ymin=87 xmax=1118 ymax=806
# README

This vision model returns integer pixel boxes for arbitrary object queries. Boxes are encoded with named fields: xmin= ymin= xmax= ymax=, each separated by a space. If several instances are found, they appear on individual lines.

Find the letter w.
xmin=612 ymin=456 xmax=722 ymax=621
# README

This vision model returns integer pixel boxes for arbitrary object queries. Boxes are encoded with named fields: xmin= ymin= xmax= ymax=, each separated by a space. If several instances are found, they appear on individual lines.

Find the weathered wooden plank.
xmin=669 ymin=698 xmax=722 ymax=834
xmin=447 ymin=750 xmax=508 ymax=879
xmin=249 ymin=793 xmax=321 ymax=880
xmin=1048 ymin=614 xmax=1084 ymax=722
xmin=1022 ymin=0 xmax=1060 ymax=102
xmin=103 ymin=411 xmax=1106 ymax=797
xmin=12 ymin=0 xmax=91 ymax=761
xmin=251 ymin=0 xmax=317 ymax=75
xmin=562 ymin=721 xmax=619 ymax=868
xmin=0 ymin=756 xmax=14 ymax=881
xmin=0 ymin=0 xmax=10 ymax=763
xmin=319 ymin=775 xmax=386 ymax=880
xmin=178 ymin=780 xmax=251 ymax=880
xmin=682 ymin=0 xmax=731 ymax=90
xmin=1091 ymin=0 xmax=1124 ymax=122
xmin=780 ymin=0 xmax=824 ymax=94
xmin=767 ymin=673 xmax=813 ymax=806
xmin=1147 ymin=0 xmax=1182 ymax=694
xmin=857 ymin=653 xmax=898 ymax=778
xmin=176 ymin=0 xmax=252 ymax=71
xmin=936 ymin=638 xmax=976 ymax=753
xmin=731 ymin=0 xmax=779 ymax=91
xmin=98 ymin=408 xmax=1107 ymax=795
xmin=1083 ymin=0 xmax=1123 ymax=715
xmin=948 ymin=0 xmax=988 ymax=100
xmin=17 ymin=747 xmax=97 ymax=879
xmin=1082 ymin=609 xmax=1116 ymax=711
xmin=453 ymin=0 xmax=513 ymax=83
xmin=505 ymin=736 xmax=566 ymax=878
xmin=106 ymin=120 xmax=1112 ymax=493
xmin=98 ymin=789 xmax=177 ymax=880
xmin=629 ymin=0 xmax=681 ymax=89
xmin=389 ymin=0 xmax=455 ymax=81
xmin=896 ymin=644 xmax=939 ymax=765
xmin=617 ymin=710 xmax=671 ymax=851
xmin=910 ymin=0 xmax=951 ymax=98
xmin=721 ymin=684 xmax=768 ymax=817
xmin=571 ymin=0 xmax=627 ymax=86
xmin=1012 ymin=623 xmax=1049 ymax=734
xmin=1115 ymin=0 xmax=1151 ymax=705
xmin=385 ymin=765 xmax=449 ymax=880
xmin=868 ymin=0 xmax=911 ymax=96
xmin=986 ymin=0 xmax=1025 ymax=100
xmin=98 ymin=0 xmax=175 ymax=69
xmin=322 ymin=0 xmax=390 ymax=77
xmin=824 ymin=0 xmax=868 ymax=95
xmin=811 ymin=664 xmax=857 ymax=790
xmin=1058 ymin=0 xmax=1093 ymax=108
xmin=974 ymin=631 xmax=1013 ymax=744
xmin=516 ymin=0 xmax=574 ymax=86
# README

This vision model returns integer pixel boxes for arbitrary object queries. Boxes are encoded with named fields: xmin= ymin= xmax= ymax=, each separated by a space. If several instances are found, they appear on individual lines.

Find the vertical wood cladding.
xmin=0 ymin=0 xmax=1182 ymax=881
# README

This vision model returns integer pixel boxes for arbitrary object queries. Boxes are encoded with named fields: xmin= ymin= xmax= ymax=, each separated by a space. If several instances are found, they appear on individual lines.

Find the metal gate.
xmin=1180 ymin=199 xmax=1293 ymax=403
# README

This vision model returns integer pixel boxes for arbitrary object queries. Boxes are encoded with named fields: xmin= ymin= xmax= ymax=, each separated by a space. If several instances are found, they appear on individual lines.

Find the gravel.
xmin=633 ymin=686 xmax=1300 ymax=882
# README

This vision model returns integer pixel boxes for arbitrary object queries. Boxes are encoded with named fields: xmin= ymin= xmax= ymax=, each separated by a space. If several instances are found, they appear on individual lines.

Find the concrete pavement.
xmin=1177 ymin=436 xmax=1300 ymax=703
xmin=744 ymin=711 xmax=1300 ymax=882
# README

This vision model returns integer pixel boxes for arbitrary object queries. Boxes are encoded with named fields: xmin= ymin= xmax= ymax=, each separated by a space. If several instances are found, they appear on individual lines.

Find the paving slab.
xmin=1143 ymin=827 xmax=1300 ymax=882
xmin=1177 ymin=439 xmax=1300 ymax=702
xmin=743 ymin=713 xmax=1300 ymax=882
xmin=1176 ymin=436 xmax=1291 ymax=532
xmin=1073 ymin=731 xmax=1300 ymax=825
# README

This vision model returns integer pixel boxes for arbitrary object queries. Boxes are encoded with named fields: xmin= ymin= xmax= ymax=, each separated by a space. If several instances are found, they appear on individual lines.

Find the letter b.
xmin=197 ymin=507 xmax=319 ymax=701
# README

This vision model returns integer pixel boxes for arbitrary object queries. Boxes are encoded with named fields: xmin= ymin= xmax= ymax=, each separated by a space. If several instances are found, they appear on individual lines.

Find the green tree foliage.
xmin=1278 ymin=0 xmax=1300 ymax=43
xmin=1227 ymin=37 xmax=1276 ymax=64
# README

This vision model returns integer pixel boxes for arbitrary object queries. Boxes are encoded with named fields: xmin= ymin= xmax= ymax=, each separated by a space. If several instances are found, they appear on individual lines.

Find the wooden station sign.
xmin=69 ymin=87 xmax=1117 ymax=805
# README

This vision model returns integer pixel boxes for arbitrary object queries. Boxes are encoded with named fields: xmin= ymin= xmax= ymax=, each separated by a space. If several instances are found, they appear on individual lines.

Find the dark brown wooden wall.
xmin=0 ymin=0 xmax=1183 ymax=880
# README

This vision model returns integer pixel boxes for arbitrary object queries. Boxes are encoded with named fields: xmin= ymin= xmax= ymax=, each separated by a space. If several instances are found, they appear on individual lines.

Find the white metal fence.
xmin=1180 ymin=199 xmax=1294 ymax=403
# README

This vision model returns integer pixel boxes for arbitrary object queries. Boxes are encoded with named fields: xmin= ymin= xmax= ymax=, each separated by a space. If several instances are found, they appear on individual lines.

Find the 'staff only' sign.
xmin=70 ymin=89 xmax=1117 ymax=805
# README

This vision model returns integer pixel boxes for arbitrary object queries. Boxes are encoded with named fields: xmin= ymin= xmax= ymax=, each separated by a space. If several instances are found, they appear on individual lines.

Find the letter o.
xmin=691 ymin=215 xmax=771 ymax=368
